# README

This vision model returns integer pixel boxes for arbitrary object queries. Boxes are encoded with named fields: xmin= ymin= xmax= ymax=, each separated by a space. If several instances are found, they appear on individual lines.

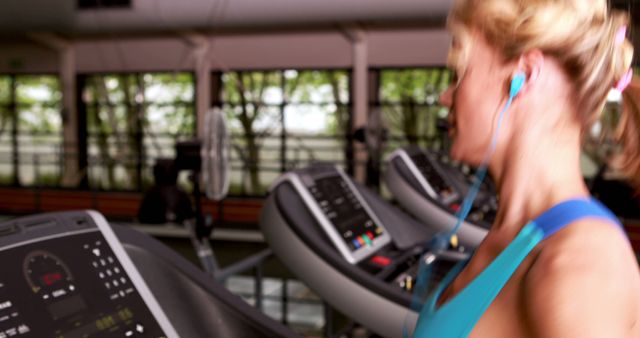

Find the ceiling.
xmin=0 ymin=0 xmax=453 ymax=35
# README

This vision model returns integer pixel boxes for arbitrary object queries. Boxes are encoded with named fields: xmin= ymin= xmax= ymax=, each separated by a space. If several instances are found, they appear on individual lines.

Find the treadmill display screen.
xmin=0 ymin=231 xmax=167 ymax=338
xmin=307 ymin=176 xmax=384 ymax=251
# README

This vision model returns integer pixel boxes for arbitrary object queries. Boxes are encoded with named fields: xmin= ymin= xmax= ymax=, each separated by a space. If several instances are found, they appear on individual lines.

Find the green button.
xmin=363 ymin=235 xmax=372 ymax=246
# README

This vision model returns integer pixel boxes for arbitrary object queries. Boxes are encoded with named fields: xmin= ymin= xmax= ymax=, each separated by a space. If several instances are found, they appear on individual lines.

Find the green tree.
xmin=380 ymin=68 xmax=451 ymax=148
xmin=86 ymin=73 xmax=195 ymax=190
xmin=223 ymin=71 xmax=281 ymax=195
xmin=223 ymin=70 xmax=349 ymax=195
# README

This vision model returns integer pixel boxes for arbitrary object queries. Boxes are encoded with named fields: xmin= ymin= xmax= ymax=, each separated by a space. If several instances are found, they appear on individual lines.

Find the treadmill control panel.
xmin=396 ymin=147 xmax=498 ymax=226
xmin=409 ymin=151 xmax=458 ymax=204
xmin=283 ymin=164 xmax=391 ymax=264
xmin=0 ymin=212 xmax=176 ymax=338
xmin=305 ymin=175 xmax=384 ymax=251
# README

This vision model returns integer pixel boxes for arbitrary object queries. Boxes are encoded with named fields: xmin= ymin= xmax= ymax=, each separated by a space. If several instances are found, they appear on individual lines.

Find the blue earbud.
xmin=509 ymin=72 xmax=526 ymax=98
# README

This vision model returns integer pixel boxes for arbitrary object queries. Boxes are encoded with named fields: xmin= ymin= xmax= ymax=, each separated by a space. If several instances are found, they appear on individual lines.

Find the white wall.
xmin=0 ymin=42 xmax=58 ymax=73
xmin=0 ymin=28 xmax=450 ymax=74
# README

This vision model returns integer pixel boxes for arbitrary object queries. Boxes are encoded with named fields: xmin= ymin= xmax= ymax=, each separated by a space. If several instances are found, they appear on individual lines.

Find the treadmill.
xmin=260 ymin=163 xmax=468 ymax=338
xmin=385 ymin=146 xmax=498 ymax=248
xmin=0 ymin=210 xmax=298 ymax=338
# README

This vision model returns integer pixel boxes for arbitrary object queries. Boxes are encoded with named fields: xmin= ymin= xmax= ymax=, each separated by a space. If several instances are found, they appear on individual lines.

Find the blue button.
xmin=352 ymin=239 xmax=361 ymax=249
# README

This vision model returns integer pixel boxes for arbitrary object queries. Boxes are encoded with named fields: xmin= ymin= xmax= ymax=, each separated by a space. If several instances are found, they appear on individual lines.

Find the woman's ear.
xmin=516 ymin=49 xmax=544 ymax=94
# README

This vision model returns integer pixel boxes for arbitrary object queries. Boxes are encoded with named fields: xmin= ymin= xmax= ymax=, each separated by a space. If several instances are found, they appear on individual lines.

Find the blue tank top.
xmin=412 ymin=198 xmax=623 ymax=338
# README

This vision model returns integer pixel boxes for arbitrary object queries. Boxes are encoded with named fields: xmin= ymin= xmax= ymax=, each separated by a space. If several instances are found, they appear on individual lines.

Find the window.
xmin=220 ymin=69 xmax=350 ymax=196
xmin=0 ymin=75 xmax=62 ymax=187
xmin=82 ymin=73 xmax=195 ymax=191
xmin=378 ymin=68 xmax=452 ymax=153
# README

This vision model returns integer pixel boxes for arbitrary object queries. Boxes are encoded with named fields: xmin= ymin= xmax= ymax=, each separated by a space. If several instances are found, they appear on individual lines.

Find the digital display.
xmin=0 ymin=231 xmax=167 ymax=338
xmin=306 ymin=175 xmax=384 ymax=252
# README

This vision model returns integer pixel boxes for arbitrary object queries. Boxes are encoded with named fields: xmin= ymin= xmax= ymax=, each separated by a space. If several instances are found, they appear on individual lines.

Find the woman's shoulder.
xmin=523 ymin=218 xmax=640 ymax=336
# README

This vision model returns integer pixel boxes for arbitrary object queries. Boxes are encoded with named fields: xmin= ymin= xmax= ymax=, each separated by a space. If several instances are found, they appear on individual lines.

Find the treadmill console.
xmin=274 ymin=164 xmax=391 ymax=264
xmin=0 ymin=211 xmax=177 ymax=338
xmin=391 ymin=146 xmax=497 ymax=227
xmin=406 ymin=149 xmax=460 ymax=205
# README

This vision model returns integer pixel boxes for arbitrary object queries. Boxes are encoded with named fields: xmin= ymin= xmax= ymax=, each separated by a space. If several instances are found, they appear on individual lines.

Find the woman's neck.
xmin=490 ymin=126 xmax=589 ymax=235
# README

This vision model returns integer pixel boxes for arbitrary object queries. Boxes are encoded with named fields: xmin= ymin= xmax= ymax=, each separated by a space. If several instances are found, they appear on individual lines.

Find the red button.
xmin=371 ymin=255 xmax=391 ymax=267
xmin=367 ymin=232 xmax=374 ymax=240
xmin=450 ymin=203 xmax=461 ymax=212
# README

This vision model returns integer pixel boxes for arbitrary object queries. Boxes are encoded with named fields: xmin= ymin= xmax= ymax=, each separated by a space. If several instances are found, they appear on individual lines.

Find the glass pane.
xmin=286 ymin=70 xmax=350 ymax=104
xmin=379 ymin=68 xmax=452 ymax=154
xmin=145 ymin=104 xmax=195 ymax=135
xmin=0 ymin=76 xmax=11 ymax=103
xmin=285 ymin=135 xmax=344 ymax=167
xmin=380 ymin=68 xmax=451 ymax=104
xmin=16 ymin=76 xmax=61 ymax=103
xmin=84 ymin=72 xmax=196 ymax=191
xmin=143 ymin=73 xmax=194 ymax=104
xmin=15 ymin=75 xmax=62 ymax=187
xmin=284 ymin=103 xmax=337 ymax=134
xmin=221 ymin=69 xmax=350 ymax=196
xmin=221 ymin=71 xmax=282 ymax=105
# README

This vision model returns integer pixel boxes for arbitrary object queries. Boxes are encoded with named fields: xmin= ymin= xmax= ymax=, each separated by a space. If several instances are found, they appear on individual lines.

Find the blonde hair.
xmin=448 ymin=0 xmax=639 ymax=189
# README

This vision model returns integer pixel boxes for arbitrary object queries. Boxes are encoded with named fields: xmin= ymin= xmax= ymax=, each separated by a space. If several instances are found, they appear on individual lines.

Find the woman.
xmin=413 ymin=0 xmax=640 ymax=336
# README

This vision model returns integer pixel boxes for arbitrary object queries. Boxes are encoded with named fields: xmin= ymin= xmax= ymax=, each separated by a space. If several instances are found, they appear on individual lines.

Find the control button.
xmin=135 ymin=324 xmax=144 ymax=334
xmin=119 ymin=290 xmax=125 ymax=297
xmin=362 ymin=235 xmax=372 ymax=246
xmin=5 ymin=328 xmax=16 ymax=336
xmin=92 ymin=249 xmax=101 ymax=257
xmin=106 ymin=270 xmax=113 ymax=277
xmin=450 ymin=203 xmax=461 ymax=212
xmin=357 ymin=237 xmax=365 ymax=246
xmin=113 ymin=280 xmax=119 ymax=287
xmin=105 ymin=283 xmax=111 ymax=290
xmin=120 ymin=277 xmax=126 ymax=284
xmin=0 ymin=315 xmax=9 ymax=322
xmin=0 ymin=301 xmax=11 ymax=311
xmin=125 ymin=330 xmax=134 ymax=337
xmin=69 ymin=285 xmax=75 ymax=292
xmin=92 ymin=261 xmax=99 ymax=268
xmin=352 ymin=239 xmax=361 ymax=249
xmin=125 ymin=288 xmax=134 ymax=294
xmin=42 ymin=294 xmax=49 ymax=300
xmin=0 ymin=332 xmax=5 ymax=338
xmin=107 ymin=256 xmax=114 ymax=264
xmin=83 ymin=244 xmax=90 ymax=250
xmin=370 ymin=255 xmax=391 ymax=267
xmin=17 ymin=325 xmax=29 ymax=334
xmin=114 ymin=267 xmax=120 ymax=274
xmin=99 ymin=272 xmax=105 ymax=279
xmin=100 ymin=259 xmax=106 ymax=266
xmin=0 ymin=282 xmax=4 ymax=289
xmin=403 ymin=276 xmax=414 ymax=292
xmin=375 ymin=227 xmax=383 ymax=235
xmin=52 ymin=289 xmax=67 ymax=298
xmin=366 ymin=231 xmax=374 ymax=240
